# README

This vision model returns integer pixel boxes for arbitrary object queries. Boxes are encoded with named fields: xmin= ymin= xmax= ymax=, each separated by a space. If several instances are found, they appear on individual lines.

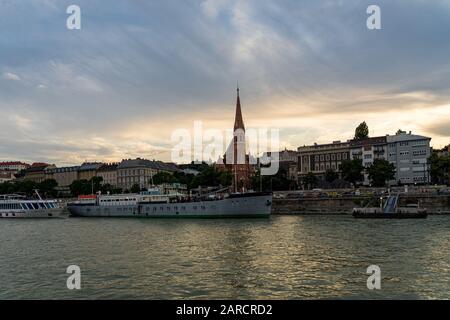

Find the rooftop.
xmin=118 ymin=158 xmax=178 ymax=172
xmin=386 ymin=131 xmax=431 ymax=143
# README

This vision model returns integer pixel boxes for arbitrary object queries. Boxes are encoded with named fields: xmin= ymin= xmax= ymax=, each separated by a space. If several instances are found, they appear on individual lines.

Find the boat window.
xmin=39 ymin=203 xmax=46 ymax=209
xmin=20 ymin=203 xmax=27 ymax=210
xmin=32 ymin=203 xmax=39 ymax=209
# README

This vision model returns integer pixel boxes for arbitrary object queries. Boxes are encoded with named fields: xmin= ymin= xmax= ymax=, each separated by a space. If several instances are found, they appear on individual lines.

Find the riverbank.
xmin=272 ymin=195 xmax=450 ymax=215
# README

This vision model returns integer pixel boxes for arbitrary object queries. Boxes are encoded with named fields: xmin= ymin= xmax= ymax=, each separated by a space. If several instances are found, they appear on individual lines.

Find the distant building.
xmin=22 ymin=163 xmax=56 ymax=183
xmin=97 ymin=163 xmax=118 ymax=187
xmin=436 ymin=145 xmax=450 ymax=157
xmin=0 ymin=170 xmax=15 ymax=183
xmin=262 ymin=149 xmax=298 ymax=181
xmin=0 ymin=161 xmax=30 ymax=172
xmin=78 ymin=162 xmax=103 ymax=181
xmin=350 ymin=136 xmax=387 ymax=185
xmin=117 ymin=158 xmax=178 ymax=191
xmin=297 ymin=140 xmax=351 ymax=182
xmin=387 ymin=130 xmax=431 ymax=185
xmin=45 ymin=166 xmax=80 ymax=187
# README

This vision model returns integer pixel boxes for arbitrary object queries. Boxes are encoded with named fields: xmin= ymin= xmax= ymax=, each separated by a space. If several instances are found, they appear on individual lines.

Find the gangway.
xmin=383 ymin=194 xmax=399 ymax=214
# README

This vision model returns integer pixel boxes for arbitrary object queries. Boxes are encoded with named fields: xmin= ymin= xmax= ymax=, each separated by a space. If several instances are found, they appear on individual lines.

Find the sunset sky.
xmin=1 ymin=0 xmax=450 ymax=165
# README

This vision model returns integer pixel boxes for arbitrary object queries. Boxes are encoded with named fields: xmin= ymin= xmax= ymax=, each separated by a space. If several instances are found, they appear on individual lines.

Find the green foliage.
xmin=341 ymin=159 xmax=364 ymax=185
xmin=430 ymin=152 xmax=450 ymax=185
xmin=302 ymin=172 xmax=318 ymax=190
xmin=69 ymin=176 xmax=107 ymax=196
xmin=325 ymin=169 xmax=339 ymax=183
xmin=38 ymin=179 xmax=58 ymax=197
xmin=152 ymin=171 xmax=177 ymax=185
xmin=130 ymin=184 xmax=141 ymax=193
xmin=69 ymin=179 xmax=91 ymax=196
xmin=191 ymin=166 xmax=223 ymax=189
xmin=367 ymin=159 xmax=396 ymax=187
xmin=0 ymin=179 xmax=59 ymax=197
xmin=354 ymin=121 xmax=369 ymax=140
xmin=251 ymin=168 xmax=296 ymax=192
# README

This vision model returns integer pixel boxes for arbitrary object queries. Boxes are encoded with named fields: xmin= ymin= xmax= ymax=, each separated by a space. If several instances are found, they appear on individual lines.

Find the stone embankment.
xmin=272 ymin=195 xmax=450 ymax=215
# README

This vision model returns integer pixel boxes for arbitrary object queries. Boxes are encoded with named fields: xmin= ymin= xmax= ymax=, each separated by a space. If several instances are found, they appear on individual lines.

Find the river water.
xmin=0 ymin=215 xmax=449 ymax=299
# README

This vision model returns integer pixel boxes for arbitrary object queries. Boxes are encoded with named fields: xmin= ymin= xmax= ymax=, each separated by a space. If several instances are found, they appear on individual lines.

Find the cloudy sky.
xmin=1 ymin=0 xmax=450 ymax=166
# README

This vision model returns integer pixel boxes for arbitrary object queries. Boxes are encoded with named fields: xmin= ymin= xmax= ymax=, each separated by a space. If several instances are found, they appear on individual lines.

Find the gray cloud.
xmin=1 ymin=0 xmax=450 ymax=164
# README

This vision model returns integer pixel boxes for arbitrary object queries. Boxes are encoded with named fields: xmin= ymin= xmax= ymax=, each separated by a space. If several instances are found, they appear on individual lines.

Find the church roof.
xmin=234 ymin=87 xmax=245 ymax=131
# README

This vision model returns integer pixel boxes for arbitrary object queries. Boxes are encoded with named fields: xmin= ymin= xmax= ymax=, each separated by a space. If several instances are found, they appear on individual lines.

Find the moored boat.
xmin=0 ymin=191 xmax=64 ymax=218
xmin=67 ymin=190 xmax=272 ymax=218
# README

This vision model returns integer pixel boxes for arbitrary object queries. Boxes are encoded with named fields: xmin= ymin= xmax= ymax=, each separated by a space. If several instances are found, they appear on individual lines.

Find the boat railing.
xmin=0 ymin=194 xmax=27 ymax=200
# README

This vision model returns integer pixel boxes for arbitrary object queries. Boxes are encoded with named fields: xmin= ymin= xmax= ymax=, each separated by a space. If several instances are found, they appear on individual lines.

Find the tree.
xmin=218 ymin=170 xmax=232 ymax=187
xmin=367 ymin=159 xmax=395 ymax=187
xmin=302 ymin=172 xmax=318 ymax=190
xmin=430 ymin=152 xmax=450 ymax=185
xmin=69 ymin=177 xmax=103 ymax=197
xmin=38 ymin=179 xmax=58 ymax=198
xmin=251 ymin=167 xmax=295 ymax=192
xmin=190 ymin=166 xmax=221 ymax=189
xmin=354 ymin=121 xmax=369 ymax=140
xmin=152 ymin=171 xmax=177 ymax=185
xmin=69 ymin=179 xmax=90 ymax=196
xmin=325 ymin=169 xmax=339 ymax=183
xmin=341 ymin=159 xmax=364 ymax=185
xmin=130 ymin=184 xmax=141 ymax=193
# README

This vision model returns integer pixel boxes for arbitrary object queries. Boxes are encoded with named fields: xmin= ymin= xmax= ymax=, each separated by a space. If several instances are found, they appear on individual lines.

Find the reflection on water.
xmin=0 ymin=215 xmax=449 ymax=299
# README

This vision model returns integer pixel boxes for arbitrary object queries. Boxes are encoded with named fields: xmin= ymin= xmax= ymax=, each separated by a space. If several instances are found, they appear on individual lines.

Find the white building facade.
xmin=387 ymin=131 xmax=431 ymax=185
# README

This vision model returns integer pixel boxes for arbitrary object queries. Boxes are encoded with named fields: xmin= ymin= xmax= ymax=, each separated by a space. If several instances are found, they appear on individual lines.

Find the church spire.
xmin=234 ymin=85 xmax=245 ymax=132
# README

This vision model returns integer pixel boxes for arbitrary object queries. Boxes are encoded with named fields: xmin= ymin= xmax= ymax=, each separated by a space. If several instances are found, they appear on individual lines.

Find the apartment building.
xmin=117 ymin=158 xmax=178 ymax=191
xmin=387 ymin=130 xmax=431 ymax=185
xmin=297 ymin=140 xmax=351 ymax=181
xmin=350 ymin=136 xmax=387 ymax=185
xmin=97 ymin=163 xmax=118 ymax=187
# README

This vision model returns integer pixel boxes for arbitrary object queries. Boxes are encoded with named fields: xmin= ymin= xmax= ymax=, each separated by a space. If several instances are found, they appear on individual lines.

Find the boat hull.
xmin=68 ymin=194 xmax=272 ymax=218
xmin=0 ymin=208 xmax=64 ymax=219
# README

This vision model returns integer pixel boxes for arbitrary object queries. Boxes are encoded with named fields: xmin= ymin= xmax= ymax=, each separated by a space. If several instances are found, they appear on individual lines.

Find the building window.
xmin=343 ymin=153 xmax=348 ymax=160
xmin=400 ymin=151 xmax=410 ymax=157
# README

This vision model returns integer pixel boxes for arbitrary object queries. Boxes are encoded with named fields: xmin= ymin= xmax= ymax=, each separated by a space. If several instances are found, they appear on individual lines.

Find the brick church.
xmin=217 ymin=87 xmax=253 ymax=192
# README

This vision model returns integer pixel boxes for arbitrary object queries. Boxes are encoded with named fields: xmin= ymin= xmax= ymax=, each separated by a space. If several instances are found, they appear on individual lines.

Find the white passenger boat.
xmin=0 ymin=191 xmax=63 ymax=218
